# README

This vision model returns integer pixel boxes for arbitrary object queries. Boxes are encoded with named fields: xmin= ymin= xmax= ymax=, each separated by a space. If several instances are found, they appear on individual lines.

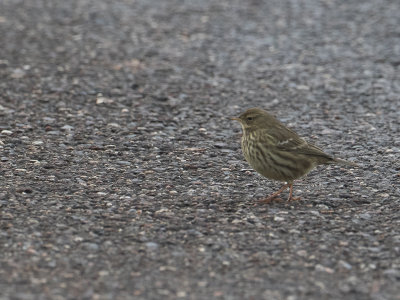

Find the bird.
xmin=231 ymin=107 xmax=357 ymax=203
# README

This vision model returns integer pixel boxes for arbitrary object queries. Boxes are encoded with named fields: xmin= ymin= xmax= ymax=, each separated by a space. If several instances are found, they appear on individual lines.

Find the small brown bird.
xmin=232 ymin=108 xmax=357 ymax=203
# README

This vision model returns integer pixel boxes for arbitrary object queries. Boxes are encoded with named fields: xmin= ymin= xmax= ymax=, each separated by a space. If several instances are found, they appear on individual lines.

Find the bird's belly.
xmin=242 ymin=140 xmax=313 ymax=182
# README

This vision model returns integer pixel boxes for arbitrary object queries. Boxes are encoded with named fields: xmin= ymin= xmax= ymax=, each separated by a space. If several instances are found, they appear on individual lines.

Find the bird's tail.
xmin=332 ymin=158 xmax=358 ymax=167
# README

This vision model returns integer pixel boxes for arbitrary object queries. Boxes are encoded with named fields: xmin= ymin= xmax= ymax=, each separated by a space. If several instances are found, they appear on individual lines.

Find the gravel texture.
xmin=0 ymin=0 xmax=399 ymax=299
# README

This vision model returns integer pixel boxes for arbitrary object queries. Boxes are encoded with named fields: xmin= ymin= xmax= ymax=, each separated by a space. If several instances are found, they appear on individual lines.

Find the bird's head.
xmin=231 ymin=108 xmax=276 ymax=130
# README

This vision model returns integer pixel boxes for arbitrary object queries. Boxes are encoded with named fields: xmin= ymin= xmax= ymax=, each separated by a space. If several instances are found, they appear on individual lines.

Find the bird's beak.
xmin=231 ymin=117 xmax=240 ymax=122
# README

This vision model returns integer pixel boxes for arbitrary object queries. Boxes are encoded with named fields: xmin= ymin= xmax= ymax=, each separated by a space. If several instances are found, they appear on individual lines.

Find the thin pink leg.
xmin=287 ymin=184 xmax=301 ymax=201
xmin=259 ymin=183 xmax=290 ymax=204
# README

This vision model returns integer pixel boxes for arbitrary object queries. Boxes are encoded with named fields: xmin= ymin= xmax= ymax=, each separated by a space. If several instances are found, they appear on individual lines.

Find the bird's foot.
xmin=258 ymin=196 xmax=283 ymax=204
xmin=257 ymin=183 xmax=291 ymax=205
xmin=287 ymin=184 xmax=301 ymax=202
xmin=287 ymin=196 xmax=301 ymax=202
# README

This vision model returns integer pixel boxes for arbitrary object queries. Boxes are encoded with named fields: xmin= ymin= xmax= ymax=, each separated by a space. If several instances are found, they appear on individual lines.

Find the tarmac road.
xmin=0 ymin=0 xmax=399 ymax=299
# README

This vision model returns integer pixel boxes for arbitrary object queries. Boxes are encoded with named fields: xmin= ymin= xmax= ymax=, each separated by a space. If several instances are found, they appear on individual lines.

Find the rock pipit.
xmin=232 ymin=108 xmax=357 ymax=203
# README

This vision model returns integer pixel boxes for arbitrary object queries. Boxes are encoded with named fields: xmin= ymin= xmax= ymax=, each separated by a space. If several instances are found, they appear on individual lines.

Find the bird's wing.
xmin=258 ymin=125 xmax=307 ymax=149
xmin=277 ymin=138 xmax=333 ymax=160
xmin=259 ymin=126 xmax=334 ymax=160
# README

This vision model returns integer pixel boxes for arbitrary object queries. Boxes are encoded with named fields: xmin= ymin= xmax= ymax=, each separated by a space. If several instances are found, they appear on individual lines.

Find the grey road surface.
xmin=0 ymin=0 xmax=399 ymax=299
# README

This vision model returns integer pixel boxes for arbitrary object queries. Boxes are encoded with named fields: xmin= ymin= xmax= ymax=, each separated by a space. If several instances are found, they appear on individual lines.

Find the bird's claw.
xmin=287 ymin=196 xmax=301 ymax=202
xmin=258 ymin=196 xmax=283 ymax=204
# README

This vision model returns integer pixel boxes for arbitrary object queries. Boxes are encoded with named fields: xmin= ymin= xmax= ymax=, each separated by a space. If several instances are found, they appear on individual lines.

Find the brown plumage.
xmin=232 ymin=108 xmax=357 ymax=203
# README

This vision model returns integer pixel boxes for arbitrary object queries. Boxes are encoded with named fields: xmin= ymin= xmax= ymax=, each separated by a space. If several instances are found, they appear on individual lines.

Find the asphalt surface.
xmin=0 ymin=0 xmax=399 ymax=299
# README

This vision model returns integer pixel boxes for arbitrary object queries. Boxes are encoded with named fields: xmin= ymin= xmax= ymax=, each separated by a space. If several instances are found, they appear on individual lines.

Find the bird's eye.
xmin=247 ymin=117 xmax=253 ymax=121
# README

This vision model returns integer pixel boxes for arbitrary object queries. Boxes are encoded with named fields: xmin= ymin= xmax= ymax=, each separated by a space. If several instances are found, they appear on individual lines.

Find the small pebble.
xmin=1 ymin=130 xmax=13 ymax=135
xmin=145 ymin=242 xmax=159 ymax=251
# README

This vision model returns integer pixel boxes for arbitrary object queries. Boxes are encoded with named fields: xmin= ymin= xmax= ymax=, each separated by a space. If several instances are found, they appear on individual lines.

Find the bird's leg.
xmin=259 ymin=183 xmax=290 ymax=204
xmin=287 ymin=183 xmax=301 ymax=201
